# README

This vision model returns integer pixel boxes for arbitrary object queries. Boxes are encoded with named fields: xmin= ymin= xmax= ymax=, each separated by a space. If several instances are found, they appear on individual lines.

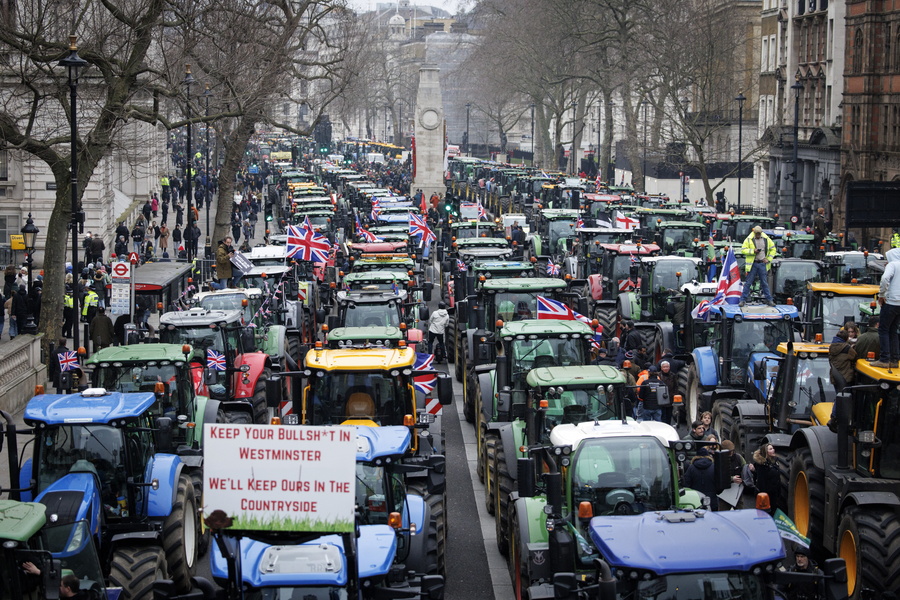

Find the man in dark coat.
xmin=89 ymin=306 xmax=114 ymax=352
xmin=683 ymin=448 xmax=719 ymax=511
xmin=49 ymin=338 xmax=70 ymax=393
xmin=89 ymin=235 xmax=105 ymax=264
xmin=813 ymin=207 xmax=827 ymax=247
xmin=9 ymin=284 xmax=29 ymax=338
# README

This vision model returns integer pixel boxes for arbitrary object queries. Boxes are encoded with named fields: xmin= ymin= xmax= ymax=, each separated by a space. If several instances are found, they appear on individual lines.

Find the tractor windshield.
xmin=35 ymin=425 xmax=130 ymax=518
xmin=342 ymin=302 xmax=400 ymax=328
xmin=244 ymin=588 xmax=348 ymax=600
xmin=159 ymin=325 xmax=238 ymax=393
xmin=617 ymin=571 xmax=765 ymax=600
xmin=786 ymin=240 xmax=817 ymax=259
xmin=661 ymin=227 xmax=700 ymax=254
xmin=543 ymin=387 xmax=618 ymax=431
xmin=548 ymin=220 xmax=576 ymax=249
xmin=510 ymin=338 xmax=585 ymax=389
xmin=355 ymin=463 xmax=404 ymax=526
xmin=43 ymin=520 xmax=107 ymax=595
xmin=772 ymin=262 xmax=821 ymax=299
xmin=651 ymin=260 xmax=700 ymax=293
xmin=729 ymin=320 xmax=794 ymax=381
xmin=816 ymin=294 xmax=869 ymax=339
xmin=199 ymin=294 xmax=255 ymax=321
xmin=571 ymin=436 xmax=674 ymax=516
xmin=493 ymin=293 xmax=542 ymax=322
xmin=859 ymin=386 xmax=900 ymax=479
xmin=306 ymin=371 xmax=411 ymax=426
xmin=773 ymin=354 xmax=833 ymax=418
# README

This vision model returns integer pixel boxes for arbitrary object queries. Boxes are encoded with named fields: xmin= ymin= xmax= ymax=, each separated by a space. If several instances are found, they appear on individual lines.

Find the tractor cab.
xmin=520 ymin=366 xmax=625 ymax=437
xmin=802 ymin=281 xmax=879 ymax=341
xmin=529 ymin=208 xmax=582 ymax=259
xmin=586 ymin=243 xmax=660 ymax=306
xmin=634 ymin=208 xmax=692 ymax=239
xmin=574 ymin=228 xmax=634 ymax=278
xmin=635 ymin=256 xmax=704 ymax=322
xmin=656 ymin=221 xmax=708 ymax=256
xmin=717 ymin=215 xmax=778 ymax=242
xmin=823 ymin=250 xmax=885 ymax=284
xmin=754 ymin=341 xmax=834 ymax=429
xmin=770 ymin=258 xmax=824 ymax=308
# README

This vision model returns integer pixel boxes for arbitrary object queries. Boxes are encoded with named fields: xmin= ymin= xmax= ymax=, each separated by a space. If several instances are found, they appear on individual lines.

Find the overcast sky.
xmin=347 ymin=0 xmax=469 ymax=16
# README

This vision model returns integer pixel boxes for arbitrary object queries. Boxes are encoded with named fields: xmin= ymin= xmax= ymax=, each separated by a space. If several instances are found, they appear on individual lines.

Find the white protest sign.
xmin=203 ymin=424 xmax=356 ymax=532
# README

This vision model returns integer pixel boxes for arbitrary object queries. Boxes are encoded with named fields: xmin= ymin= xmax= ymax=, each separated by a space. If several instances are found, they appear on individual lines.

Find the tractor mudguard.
xmin=760 ymin=432 xmax=792 ymax=450
xmin=532 ymin=236 xmax=543 ymax=257
xmin=200 ymin=398 xmax=220 ymax=439
xmin=19 ymin=458 xmax=32 ymax=502
xmin=35 ymin=473 xmax=102 ymax=532
xmin=790 ymin=426 xmax=838 ymax=472
xmin=233 ymin=353 xmax=270 ymax=399
xmin=655 ymin=321 xmax=675 ymax=354
xmin=734 ymin=400 xmax=767 ymax=420
xmin=147 ymin=454 xmax=183 ymax=519
xmin=843 ymin=493 xmax=900 ymax=513
xmin=587 ymin=274 xmax=603 ymax=301
xmin=691 ymin=347 xmax=720 ymax=388
xmin=260 ymin=325 xmax=286 ymax=360
xmin=405 ymin=493 xmax=428 ymax=536
xmin=478 ymin=370 xmax=495 ymax=424
xmin=403 ymin=494 xmax=431 ymax=574
xmin=617 ymin=292 xmax=639 ymax=321
xmin=499 ymin=421 xmax=523 ymax=480
xmin=110 ymin=531 xmax=162 ymax=547
xmin=513 ymin=497 xmax=552 ymax=584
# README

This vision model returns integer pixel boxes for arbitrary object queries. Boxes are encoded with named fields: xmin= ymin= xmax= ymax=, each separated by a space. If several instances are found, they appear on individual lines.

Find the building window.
xmin=770 ymin=35 xmax=777 ymax=69
xmin=854 ymin=29 xmax=864 ymax=73
xmin=888 ymin=25 xmax=892 ymax=72
xmin=0 ymin=149 xmax=6 ymax=181
xmin=895 ymin=32 xmax=900 ymax=73
xmin=762 ymin=38 xmax=769 ymax=72
xmin=0 ymin=215 xmax=19 ymax=245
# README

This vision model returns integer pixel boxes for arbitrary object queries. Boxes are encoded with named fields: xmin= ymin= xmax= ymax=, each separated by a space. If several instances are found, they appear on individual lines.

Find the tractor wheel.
xmin=446 ymin=315 xmax=457 ymax=364
xmin=594 ymin=306 xmax=617 ymax=339
xmin=109 ymin=546 xmax=168 ymax=600
xmin=163 ymin=475 xmax=198 ymax=591
xmin=495 ymin=442 xmax=514 ymax=556
xmin=286 ymin=335 xmax=302 ymax=365
xmin=250 ymin=368 xmax=272 ymax=424
xmin=675 ymin=368 xmax=691 ymax=424
xmin=187 ymin=469 xmax=209 ymax=557
xmin=731 ymin=416 xmax=753 ymax=459
xmin=839 ymin=506 xmax=900 ymax=599
xmin=484 ymin=431 xmax=499 ymax=515
xmin=771 ymin=446 xmax=791 ymax=514
xmin=788 ymin=446 xmax=826 ymax=554
xmin=509 ymin=506 xmax=528 ymax=600
xmin=500 ymin=196 xmax=511 ymax=214
xmin=226 ymin=410 xmax=252 ymax=425
xmin=455 ymin=340 xmax=466 ymax=383
xmin=685 ymin=364 xmax=705 ymax=425
xmin=408 ymin=481 xmax=446 ymax=578
xmin=711 ymin=399 xmax=735 ymax=442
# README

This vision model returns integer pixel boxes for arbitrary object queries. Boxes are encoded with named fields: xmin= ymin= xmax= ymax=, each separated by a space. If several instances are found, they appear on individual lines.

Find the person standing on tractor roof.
xmin=739 ymin=226 xmax=776 ymax=306
xmin=873 ymin=247 xmax=900 ymax=368
xmin=813 ymin=207 xmax=827 ymax=248
xmin=892 ymin=230 xmax=900 ymax=249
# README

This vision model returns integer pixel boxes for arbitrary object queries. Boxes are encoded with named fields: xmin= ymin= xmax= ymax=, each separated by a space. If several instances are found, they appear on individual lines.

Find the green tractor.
xmin=507 ymin=420 xmax=706 ymax=599
xmin=655 ymin=221 xmax=709 ymax=256
xmin=527 ymin=208 xmax=582 ymax=262
xmin=491 ymin=365 xmax=626 ymax=554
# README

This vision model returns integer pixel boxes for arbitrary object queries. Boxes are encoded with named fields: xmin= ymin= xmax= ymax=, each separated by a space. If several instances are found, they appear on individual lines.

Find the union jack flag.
xmin=207 ymin=348 xmax=226 ymax=371
xmin=477 ymin=201 xmax=487 ymax=220
xmin=691 ymin=248 xmax=743 ymax=321
xmin=537 ymin=296 xmax=574 ymax=320
xmin=576 ymin=217 xmax=584 ymax=229
xmin=595 ymin=174 xmax=603 ymax=188
xmin=409 ymin=213 xmax=436 ymax=247
xmin=546 ymin=261 xmax=560 ymax=276
xmin=413 ymin=353 xmax=437 ymax=394
xmin=457 ymin=259 xmax=467 ymax=272
xmin=58 ymin=351 xmax=78 ymax=372
xmin=302 ymin=216 xmax=313 ymax=231
xmin=371 ymin=203 xmax=381 ymax=222
xmin=286 ymin=225 xmax=331 ymax=262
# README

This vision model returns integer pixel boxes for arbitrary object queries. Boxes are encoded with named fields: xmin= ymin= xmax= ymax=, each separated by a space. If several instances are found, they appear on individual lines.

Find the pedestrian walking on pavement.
xmin=89 ymin=306 xmax=115 ymax=352
xmin=158 ymin=223 xmax=169 ymax=255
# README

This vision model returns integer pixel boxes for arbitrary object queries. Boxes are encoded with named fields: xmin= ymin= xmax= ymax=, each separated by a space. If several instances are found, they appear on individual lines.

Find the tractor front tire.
xmin=109 ymin=546 xmax=168 ymax=600
xmin=163 ymin=475 xmax=199 ymax=591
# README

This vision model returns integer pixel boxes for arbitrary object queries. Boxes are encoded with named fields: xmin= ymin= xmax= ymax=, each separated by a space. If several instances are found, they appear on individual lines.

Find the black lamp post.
xmin=735 ymin=92 xmax=746 ymax=213
xmin=21 ymin=214 xmax=38 ymax=334
xmin=530 ymin=103 xmax=535 ymax=165
xmin=183 ymin=65 xmax=195 ymax=261
xmin=59 ymin=35 xmax=87 ymax=349
xmin=203 ymin=83 xmax=213 ymax=259
xmin=680 ymin=97 xmax=690 ymax=202
xmin=465 ymin=103 xmax=471 ymax=156
xmin=641 ymin=99 xmax=649 ymax=192
xmin=791 ymin=77 xmax=804 ymax=229
xmin=384 ymin=105 xmax=389 ymax=142
xmin=596 ymin=100 xmax=602 ymax=180
xmin=571 ymin=101 xmax=578 ymax=175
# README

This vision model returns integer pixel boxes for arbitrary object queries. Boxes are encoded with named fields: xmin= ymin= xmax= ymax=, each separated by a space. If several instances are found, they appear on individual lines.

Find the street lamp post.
xmin=596 ymin=101 xmax=602 ymax=181
xmin=735 ymin=92 xmax=746 ymax=213
xmin=21 ymin=214 xmax=38 ymax=334
xmin=791 ymin=77 xmax=804 ymax=229
xmin=384 ymin=105 xmax=389 ymax=142
xmin=203 ymin=84 xmax=213 ymax=259
xmin=465 ymin=103 xmax=471 ymax=156
xmin=183 ymin=65 xmax=195 ymax=261
xmin=641 ymin=100 xmax=649 ymax=193
xmin=571 ymin=101 xmax=578 ymax=175
xmin=59 ymin=35 xmax=87 ymax=350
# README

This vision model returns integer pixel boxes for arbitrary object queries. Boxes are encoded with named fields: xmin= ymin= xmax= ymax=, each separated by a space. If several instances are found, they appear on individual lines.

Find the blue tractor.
xmin=683 ymin=303 xmax=799 ymax=437
xmin=20 ymin=389 xmax=200 ymax=599
xmin=153 ymin=425 xmax=446 ymax=600
xmin=549 ymin=508 xmax=849 ymax=600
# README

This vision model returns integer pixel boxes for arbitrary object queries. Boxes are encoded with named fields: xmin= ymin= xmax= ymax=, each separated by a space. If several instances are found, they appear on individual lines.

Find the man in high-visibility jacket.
xmin=82 ymin=287 xmax=99 ymax=324
xmin=891 ymin=232 xmax=900 ymax=249
xmin=739 ymin=225 xmax=777 ymax=306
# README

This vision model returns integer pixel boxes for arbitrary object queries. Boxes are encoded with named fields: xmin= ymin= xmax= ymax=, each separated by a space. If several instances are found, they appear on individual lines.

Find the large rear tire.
xmin=731 ymin=415 xmax=753 ymax=459
xmin=455 ymin=339 xmax=466 ymax=383
xmin=446 ymin=315 xmax=457 ymax=364
xmin=711 ymin=399 xmax=736 ymax=442
xmin=675 ymin=367 xmax=691 ymax=424
xmin=788 ymin=446 xmax=826 ymax=554
xmin=685 ymin=364 xmax=705 ymax=425
xmin=495 ymin=442 xmax=513 ymax=555
xmin=226 ymin=410 xmax=252 ymax=425
xmin=771 ymin=445 xmax=791 ymax=514
xmin=109 ymin=546 xmax=168 ymax=600
xmin=839 ymin=506 xmax=900 ymax=599
xmin=163 ymin=475 xmax=198 ymax=591
xmin=250 ymin=368 xmax=272 ymax=424
xmin=509 ymin=506 xmax=528 ymax=600
xmin=407 ymin=482 xmax=446 ymax=579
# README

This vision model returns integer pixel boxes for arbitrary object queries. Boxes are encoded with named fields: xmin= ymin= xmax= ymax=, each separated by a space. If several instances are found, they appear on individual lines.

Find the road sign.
xmin=111 ymin=262 xmax=131 ymax=281
xmin=128 ymin=252 xmax=140 ymax=264
xmin=9 ymin=235 xmax=24 ymax=250
xmin=110 ymin=261 xmax=133 ymax=317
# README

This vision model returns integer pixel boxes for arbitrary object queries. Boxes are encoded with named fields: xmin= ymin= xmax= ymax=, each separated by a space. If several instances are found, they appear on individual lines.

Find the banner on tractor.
xmin=203 ymin=424 xmax=357 ymax=532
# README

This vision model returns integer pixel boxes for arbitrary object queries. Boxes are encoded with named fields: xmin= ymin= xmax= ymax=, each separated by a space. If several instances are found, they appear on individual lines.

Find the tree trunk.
xmin=601 ymin=88 xmax=614 ymax=182
xmin=37 ymin=168 xmax=76 ymax=356
xmin=215 ymin=116 xmax=258 ymax=245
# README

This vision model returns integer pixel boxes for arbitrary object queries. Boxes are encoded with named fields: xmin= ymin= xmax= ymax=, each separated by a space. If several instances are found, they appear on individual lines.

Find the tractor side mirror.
xmin=552 ymin=572 xmax=579 ymax=600
xmin=518 ymin=457 xmax=536 ymax=498
xmin=205 ymin=369 xmax=217 ymax=385
xmin=42 ymin=557 xmax=61 ymax=600
xmin=418 ymin=304 xmax=430 ymax=322
xmin=316 ymin=309 xmax=326 ymax=324
xmin=155 ymin=416 xmax=174 ymax=453
xmin=423 ymin=283 xmax=433 ymax=302
xmin=713 ymin=449 xmax=732 ymax=494
xmin=821 ymin=558 xmax=848 ymax=600
xmin=327 ymin=315 xmax=340 ymax=331
xmin=437 ymin=374 xmax=453 ymax=406
xmin=427 ymin=455 xmax=446 ymax=496
xmin=497 ymin=388 xmax=512 ymax=414
xmin=419 ymin=575 xmax=444 ymax=600
xmin=266 ymin=376 xmax=282 ymax=408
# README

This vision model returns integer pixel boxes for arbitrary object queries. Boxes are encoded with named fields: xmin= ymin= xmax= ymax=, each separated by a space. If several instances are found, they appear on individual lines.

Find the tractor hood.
xmin=25 ymin=391 xmax=157 ymax=425
xmin=35 ymin=472 xmax=99 ymax=526
xmin=211 ymin=525 xmax=397 ymax=586
xmin=589 ymin=509 xmax=785 ymax=575
xmin=355 ymin=426 xmax=411 ymax=461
